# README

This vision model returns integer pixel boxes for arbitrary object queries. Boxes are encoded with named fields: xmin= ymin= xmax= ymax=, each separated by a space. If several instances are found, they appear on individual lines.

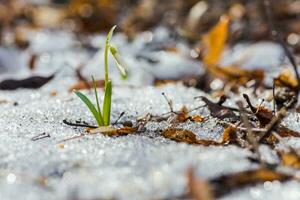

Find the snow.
xmin=0 ymin=28 xmax=300 ymax=200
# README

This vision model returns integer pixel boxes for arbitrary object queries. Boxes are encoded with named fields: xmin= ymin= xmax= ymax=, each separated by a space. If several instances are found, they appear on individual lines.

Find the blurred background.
xmin=0 ymin=0 xmax=300 ymax=49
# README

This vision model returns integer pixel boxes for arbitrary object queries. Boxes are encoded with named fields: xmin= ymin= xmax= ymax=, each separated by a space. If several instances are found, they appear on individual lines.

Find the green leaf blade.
xmin=110 ymin=46 xmax=128 ymax=79
xmin=74 ymin=91 xmax=104 ymax=126
xmin=102 ymin=80 xmax=112 ymax=126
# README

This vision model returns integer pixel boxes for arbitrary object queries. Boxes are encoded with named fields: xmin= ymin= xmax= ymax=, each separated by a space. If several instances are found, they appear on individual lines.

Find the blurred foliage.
xmin=0 ymin=0 xmax=300 ymax=49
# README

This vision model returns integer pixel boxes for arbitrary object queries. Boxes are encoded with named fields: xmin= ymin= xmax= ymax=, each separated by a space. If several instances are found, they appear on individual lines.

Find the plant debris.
xmin=2 ymin=0 xmax=300 ymax=199
xmin=187 ymin=167 xmax=294 ymax=199
xmin=0 ymin=74 xmax=54 ymax=90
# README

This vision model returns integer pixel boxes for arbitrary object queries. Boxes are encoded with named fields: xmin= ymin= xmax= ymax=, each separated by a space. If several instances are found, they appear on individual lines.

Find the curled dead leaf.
xmin=275 ymin=69 xmax=298 ymax=91
xmin=0 ymin=74 xmax=54 ymax=90
xmin=87 ymin=126 xmax=136 ymax=136
xmin=221 ymin=126 xmax=238 ymax=144
xmin=175 ymin=106 xmax=190 ymax=123
xmin=201 ymin=96 xmax=238 ymax=122
xmin=211 ymin=168 xmax=292 ymax=198
xmin=191 ymin=115 xmax=205 ymax=122
xmin=279 ymin=151 xmax=300 ymax=169
xmin=243 ymin=94 xmax=273 ymax=126
xmin=69 ymin=79 xmax=105 ymax=92
xmin=202 ymin=15 xmax=229 ymax=66
xmin=201 ymin=14 xmax=264 ymax=86
xmin=187 ymin=168 xmax=215 ymax=200
xmin=161 ymin=128 xmax=219 ymax=146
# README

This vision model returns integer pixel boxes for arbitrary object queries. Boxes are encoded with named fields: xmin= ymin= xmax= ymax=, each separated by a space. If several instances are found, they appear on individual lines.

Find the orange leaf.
xmin=191 ymin=115 xmax=205 ymax=122
xmin=87 ymin=126 xmax=136 ymax=136
xmin=69 ymin=80 xmax=105 ymax=92
xmin=202 ymin=15 xmax=230 ymax=65
xmin=275 ymin=68 xmax=298 ymax=90
xmin=162 ymin=128 xmax=220 ymax=146
xmin=280 ymin=151 xmax=300 ymax=169
xmin=187 ymin=168 xmax=215 ymax=200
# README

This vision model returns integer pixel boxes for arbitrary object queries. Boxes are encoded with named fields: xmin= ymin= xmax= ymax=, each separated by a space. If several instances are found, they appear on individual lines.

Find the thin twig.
xmin=63 ymin=119 xmax=98 ymax=128
xmin=262 ymin=0 xmax=300 ymax=91
xmin=194 ymin=96 xmax=252 ymax=114
xmin=31 ymin=132 xmax=50 ymax=141
xmin=218 ymin=121 xmax=267 ymax=132
xmin=112 ymin=112 xmax=125 ymax=125
xmin=162 ymin=92 xmax=175 ymax=113
xmin=237 ymin=101 xmax=264 ymax=166
xmin=57 ymin=133 xmax=85 ymax=144
xmin=259 ymin=107 xmax=287 ymax=142
xmin=76 ymin=64 xmax=91 ymax=91
xmin=272 ymin=81 xmax=276 ymax=114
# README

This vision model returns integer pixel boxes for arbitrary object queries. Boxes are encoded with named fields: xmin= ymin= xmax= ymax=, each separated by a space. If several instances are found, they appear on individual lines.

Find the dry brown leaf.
xmin=191 ymin=115 xmax=205 ymax=122
xmin=174 ymin=106 xmax=190 ymax=123
xmin=0 ymin=99 xmax=8 ymax=104
xmin=154 ymin=79 xmax=177 ymax=87
xmin=50 ymin=91 xmax=57 ymax=97
xmin=255 ymin=106 xmax=274 ymax=126
xmin=211 ymin=168 xmax=292 ymax=197
xmin=87 ymin=126 xmax=136 ymax=136
xmin=275 ymin=69 xmax=298 ymax=90
xmin=201 ymin=96 xmax=238 ymax=122
xmin=221 ymin=126 xmax=237 ymax=144
xmin=68 ymin=80 xmax=105 ymax=92
xmin=243 ymin=94 xmax=273 ymax=126
xmin=277 ymin=126 xmax=300 ymax=138
xmin=187 ymin=168 xmax=215 ymax=200
xmin=202 ymin=15 xmax=229 ymax=66
xmin=161 ymin=128 xmax=219 ymax=146
xmin=208 ymin=65 xmax=264 ymax=85
xmin=201 ymin=15 xmax=264 ymax=85
xmin=280 ymin=151 xmax=300 ymax=169
xmin=28 ymin=54 xmax=38 ymax=70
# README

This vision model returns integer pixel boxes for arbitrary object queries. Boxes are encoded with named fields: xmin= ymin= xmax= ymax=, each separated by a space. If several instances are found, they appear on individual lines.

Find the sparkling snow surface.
xmin=0 ymin=28 xmax=300 ymax=200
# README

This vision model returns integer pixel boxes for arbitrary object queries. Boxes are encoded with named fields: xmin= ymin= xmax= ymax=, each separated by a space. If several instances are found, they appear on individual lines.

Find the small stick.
xmin=237 ymin=101 xmax=264 ymax=166
xmin=272 ymin=80 xmax=276 ymax=114
xmin=57 ymin=133 xmax=85 ymax=144
xmin=62 ymin=119 xmax=98 ymax=128
xmin=218 ymin=121 xmax=267 ymax=132
xmin=162 ymin=92 xmax=175 ymax=113
xmin=259 ymin=107 xmax=287 ymax=142
xmin=76 ymin=64 xmax=91 ymax=90
xmin=262 ymin=0 xmax=300 ymax=91
xmin=195 ymin=96 xmax=252 ymax=114
xmin=31 ymin=132 xmax=50 ymax=141
xmin=112 ymin=112 xmax=125 ymax=125
xmin=242 ymin=94 xmax=257 ymax=113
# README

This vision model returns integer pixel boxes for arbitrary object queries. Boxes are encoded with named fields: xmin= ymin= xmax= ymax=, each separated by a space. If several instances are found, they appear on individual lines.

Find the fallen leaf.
xmin=201 ymin=96 xmax=238 ymax=122
xmin=202 ymin=15 xmax=229 ymax=66
xmin=208 ymin=65 xmax=264 ymax=86
xmin=0 ymin=74 xmax=54 ymax=90
xmin=28 ymin=54 xmax=38 ymax=70
xmin=275 ymin=69 xmax=298 ymax=91
xmin=161 ymin=128 xmax=219 ymax=145
xmin=211 ymin=168 xmax=292 ymax=198
xmin=87 ymin=126 xmax=136 ymax=136
xmin=201 ymin=15 xmax=264 ymax=86
xmin=277 ymin=126 xmax=300 ymax=138
xmin=221 ymin=126 xmax=238 ymax=145
xmin=191 ymin=115 xmax=205 ymax=122
xmin=176 ymin=106 xmax=190 ymax=122
xmin=279 ymin=151 xmax=300 ymax=169
xmin=0 ymin=99 xmax=8 ymax=104
xmin=68 ymin=79 xmax=105 ymax=91
xmin=243 ymin=94 xmax=273 ymax=126
xmin=50 ymin=91 xmax=57 ymax=96
xmin=187 ymin=168 xmax=215 ymax=200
